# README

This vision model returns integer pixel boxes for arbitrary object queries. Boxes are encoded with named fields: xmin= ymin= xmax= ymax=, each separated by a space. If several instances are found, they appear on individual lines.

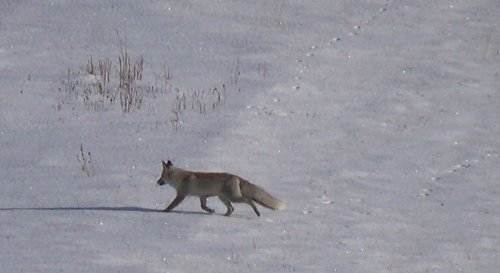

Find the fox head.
xmin=157 ymin=160 xmax=173 ymax=186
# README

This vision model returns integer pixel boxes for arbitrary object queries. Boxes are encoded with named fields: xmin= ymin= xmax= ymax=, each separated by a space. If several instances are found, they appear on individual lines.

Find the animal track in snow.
xmin=420 ymin=151 xmax=499 ymax=197
xmin=245 ymin=104 xmax=294 ymax=117
xmin=293 ymin=1 xmax=392 ymax=83
xmin=329 ymin=0 xmax=390 ymax=45
xmin=431 ymin=151 xmax=498 ymax=182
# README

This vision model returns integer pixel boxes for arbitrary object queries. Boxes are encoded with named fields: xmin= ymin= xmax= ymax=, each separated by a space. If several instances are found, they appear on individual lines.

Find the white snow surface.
xmin=1 ymin=1 xmax=499 ymax=272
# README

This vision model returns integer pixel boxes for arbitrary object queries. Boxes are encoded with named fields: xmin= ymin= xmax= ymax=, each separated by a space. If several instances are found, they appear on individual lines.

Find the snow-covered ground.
xmin=1 ymin=1 xmax=499 ymax=272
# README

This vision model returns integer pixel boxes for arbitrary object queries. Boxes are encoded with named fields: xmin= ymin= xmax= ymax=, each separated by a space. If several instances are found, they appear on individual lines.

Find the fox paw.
xmin=203 ymin=208 xmax=215 ymax=214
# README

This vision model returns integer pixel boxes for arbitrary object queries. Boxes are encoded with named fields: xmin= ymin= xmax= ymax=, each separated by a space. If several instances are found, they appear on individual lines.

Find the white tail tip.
xmin=276 ymin=201 xmax=286 ymax=210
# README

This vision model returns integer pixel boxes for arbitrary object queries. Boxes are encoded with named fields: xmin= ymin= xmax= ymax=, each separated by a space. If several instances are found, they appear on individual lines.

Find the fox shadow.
xmin=0 ymin=206 xmax=255 ymax=218
xmin=0 ymin=206 xmax=209 ymax=215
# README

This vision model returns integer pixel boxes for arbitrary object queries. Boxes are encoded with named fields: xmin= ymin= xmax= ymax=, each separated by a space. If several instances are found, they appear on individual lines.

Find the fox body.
xmin=156 ymin=160 xmax=285 ymax=216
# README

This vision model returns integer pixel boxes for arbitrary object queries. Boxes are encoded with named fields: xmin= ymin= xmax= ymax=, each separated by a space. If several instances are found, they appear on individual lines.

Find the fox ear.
xmin=162 ymin=160 xmax=168 ymax=169
xmin=166 ymin=160 xmax=173 ymax=167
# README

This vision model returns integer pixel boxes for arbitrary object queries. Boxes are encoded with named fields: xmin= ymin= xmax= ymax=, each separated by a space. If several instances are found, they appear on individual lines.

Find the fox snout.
xmin=157 ymin=178 xmax=166 ymax=186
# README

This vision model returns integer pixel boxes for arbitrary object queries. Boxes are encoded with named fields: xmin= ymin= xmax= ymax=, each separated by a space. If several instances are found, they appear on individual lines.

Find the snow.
xmin=1 ymin=0 xmax=499 ymax=272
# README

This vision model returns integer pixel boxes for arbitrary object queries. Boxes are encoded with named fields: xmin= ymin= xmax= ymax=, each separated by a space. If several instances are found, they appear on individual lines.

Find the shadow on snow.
xmin=0 ymin=206 xmax=210 ymax=215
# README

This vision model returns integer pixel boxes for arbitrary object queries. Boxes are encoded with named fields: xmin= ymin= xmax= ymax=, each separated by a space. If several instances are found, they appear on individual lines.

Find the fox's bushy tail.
xmin=241 ymin=180 xmax=285 ymax=210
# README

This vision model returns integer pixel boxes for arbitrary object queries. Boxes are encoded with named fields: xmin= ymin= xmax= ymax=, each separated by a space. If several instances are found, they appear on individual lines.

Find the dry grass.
xmin=61 ymin=46 xmax=148 ymax=113
xmin=59 ymin=41 xmax=243 ymax=131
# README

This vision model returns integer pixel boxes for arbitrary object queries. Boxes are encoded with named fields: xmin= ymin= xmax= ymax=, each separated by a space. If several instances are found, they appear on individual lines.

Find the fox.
xmin=156 ymin=160 xmax=285 ymax=216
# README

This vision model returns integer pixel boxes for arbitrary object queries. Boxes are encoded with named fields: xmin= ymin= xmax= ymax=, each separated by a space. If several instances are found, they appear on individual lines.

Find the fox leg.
xmin=164 ymin=194 xmax=186 ymax=212
xmin=239 ymin=198 xmax=260 ymax=217
xmin=218 ymin=195 xmax=234 ymax=216
xmin=224 ymin=196 xmax=261 ymax=217
xmin=227 ymin=182 xmax=261 ymax=216
xmin=248 ymin=199 xmax=260 ymax=216
xmin=200 ymin=197 xmax=215 ymax=214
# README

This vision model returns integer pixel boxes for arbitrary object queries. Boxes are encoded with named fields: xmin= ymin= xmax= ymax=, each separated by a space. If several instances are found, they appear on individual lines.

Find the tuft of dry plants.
xmin=59 ymin=45 xmax=244 ymax=131
xmin=61 ymin=46 xmax=152 ymax=113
